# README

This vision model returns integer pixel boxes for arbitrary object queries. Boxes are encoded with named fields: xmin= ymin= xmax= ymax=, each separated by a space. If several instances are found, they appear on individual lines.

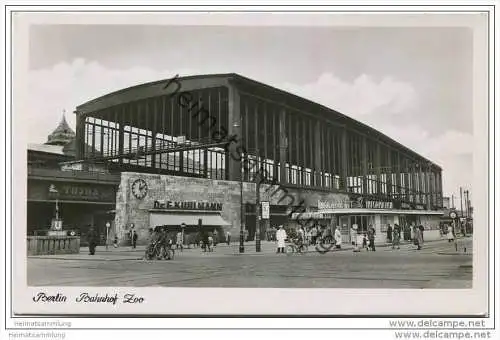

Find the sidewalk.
xmin=28 ymin=237 xmax=471 ymax=261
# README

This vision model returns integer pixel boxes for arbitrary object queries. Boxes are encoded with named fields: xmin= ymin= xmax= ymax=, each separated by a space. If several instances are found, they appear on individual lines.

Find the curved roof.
xmin=76 ymin=73 xmax=441 ymax=169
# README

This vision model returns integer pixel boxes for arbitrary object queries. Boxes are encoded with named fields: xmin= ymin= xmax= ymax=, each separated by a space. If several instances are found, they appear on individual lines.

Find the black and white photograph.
xmin=7 ymin=8 xmax=492 ymax=320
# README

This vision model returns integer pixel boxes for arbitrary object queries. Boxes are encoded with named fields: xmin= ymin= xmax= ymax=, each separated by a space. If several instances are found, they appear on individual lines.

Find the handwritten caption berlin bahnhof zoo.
xmin=33 ymin=292 xmax=145 ymax=305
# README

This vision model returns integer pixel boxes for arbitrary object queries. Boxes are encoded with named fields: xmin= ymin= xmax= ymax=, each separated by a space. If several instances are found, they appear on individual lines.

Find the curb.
xmin=29 ymin=256 xmax=143 ymax=261
xmin=437 ymin=252 xmax=473 ymax=256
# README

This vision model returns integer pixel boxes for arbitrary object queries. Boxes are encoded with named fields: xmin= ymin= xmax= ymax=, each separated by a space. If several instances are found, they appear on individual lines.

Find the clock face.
xmin=131 ymin=179 xmax=148 ymax=199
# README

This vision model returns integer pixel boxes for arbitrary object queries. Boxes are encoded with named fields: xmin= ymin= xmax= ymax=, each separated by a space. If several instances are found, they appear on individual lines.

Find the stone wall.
xmin=27 ymin=236 xmax=80 ymax=256
xmin=114 ymin=172 xmax=349 ymax=245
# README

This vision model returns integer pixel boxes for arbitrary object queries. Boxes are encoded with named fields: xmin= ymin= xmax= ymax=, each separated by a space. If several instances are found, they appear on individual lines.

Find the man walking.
xmin=132 ymin=230 xmax=138 ymax=249
xmin=386 ymin=224 xmax=393 ymax=243
xmin=311 ymin=226 xmax=318 ymax=245
xmin=392 ymin=224 xmax=401 ymax=250
xmin=415 ymin=225 xmax=424 ymax=250
xmin=367 ymin=225 xmax=376 ymax=251
xmin=88 ymin=226 xmax=98 ymax=255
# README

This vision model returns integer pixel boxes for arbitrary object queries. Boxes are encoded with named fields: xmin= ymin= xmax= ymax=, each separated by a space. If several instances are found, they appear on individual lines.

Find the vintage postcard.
xmin=6 ymin=8 xmax=492 ymax=321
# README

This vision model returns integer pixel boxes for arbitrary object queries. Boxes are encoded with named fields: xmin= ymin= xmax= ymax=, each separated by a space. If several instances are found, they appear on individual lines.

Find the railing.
xmin=83 ymin=136 xmax=226 ymax=161
xmin=27 ymin=236 xmax=80 ymax=256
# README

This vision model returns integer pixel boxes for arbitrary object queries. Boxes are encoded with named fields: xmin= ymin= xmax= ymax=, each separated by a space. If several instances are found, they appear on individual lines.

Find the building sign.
xmin=318 ymin=197 xmax=393 ymax=210
xmin=261 ymin=201 xmax=270 ymax=219
xmin=34 ymin=182 xmax=116 ymax=202
xmin=153 ymin=200 xmax=223 ymax=211
xmin=318 ymin=198 xmax=352 ymax=210
xmin=365 ymin=200 xmax=393 ymax=209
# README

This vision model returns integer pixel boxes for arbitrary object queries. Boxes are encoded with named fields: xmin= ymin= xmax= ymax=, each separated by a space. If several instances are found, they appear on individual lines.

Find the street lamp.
xmin=255 ymin=148 xmax=262 ymax=253
xmin=234 ymin=119 xmax=245 ymax=253
xmin=105 ymin=222 xmax=111 ymax=251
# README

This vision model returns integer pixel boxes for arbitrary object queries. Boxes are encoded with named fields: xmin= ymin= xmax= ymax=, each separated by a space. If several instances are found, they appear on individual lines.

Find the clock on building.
xmin=131 ymin=179 xmax=148 ymax=199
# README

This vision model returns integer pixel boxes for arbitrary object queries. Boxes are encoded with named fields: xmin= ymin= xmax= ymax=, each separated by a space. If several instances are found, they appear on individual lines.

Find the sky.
xmin=26 ymin=24 xmax=474 ymax=201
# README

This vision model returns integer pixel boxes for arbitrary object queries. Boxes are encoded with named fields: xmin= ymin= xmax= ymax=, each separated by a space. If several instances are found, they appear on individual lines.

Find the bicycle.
xmin=286 ymin=239 xmax=308 ymax=255
xmin=145 ymin=241 xmax=175 ymax=260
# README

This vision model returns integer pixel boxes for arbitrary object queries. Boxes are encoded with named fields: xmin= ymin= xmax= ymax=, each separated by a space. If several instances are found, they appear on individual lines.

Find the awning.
xmin=149 ymin=213 xmax=231 ymax=228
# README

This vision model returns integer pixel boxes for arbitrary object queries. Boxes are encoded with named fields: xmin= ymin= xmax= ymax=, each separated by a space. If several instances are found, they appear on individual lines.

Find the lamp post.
xmin=240 ymin=171 xmax=245 ymax=253
xmin=105 ymin=222 xmax=111 ymax=251
xmin=234 ymin=119 xmax=245 ymax=253
xmin=255 ymin=148 xmax=262 ymax=252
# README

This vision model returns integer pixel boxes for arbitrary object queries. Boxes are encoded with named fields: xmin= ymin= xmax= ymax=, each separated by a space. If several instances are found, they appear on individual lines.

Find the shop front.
xmin=148 ymin=200 xmax=231 ymax=244
xmin=27 ymin=179 xmax=117 ymax=246
xmin=291 ymin=195 xmax=443 ymax=245
xmin=114 ymin=172 xmax=244 ymax=246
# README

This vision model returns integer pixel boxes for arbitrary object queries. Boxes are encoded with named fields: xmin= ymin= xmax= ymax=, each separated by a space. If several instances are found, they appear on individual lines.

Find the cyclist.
xmin=294 ymin=227 xmax=306 ymax=253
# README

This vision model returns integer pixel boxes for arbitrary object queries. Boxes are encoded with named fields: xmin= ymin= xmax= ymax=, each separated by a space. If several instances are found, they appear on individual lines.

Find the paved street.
xmin=27 ymin=238 xmax=472 ymax=288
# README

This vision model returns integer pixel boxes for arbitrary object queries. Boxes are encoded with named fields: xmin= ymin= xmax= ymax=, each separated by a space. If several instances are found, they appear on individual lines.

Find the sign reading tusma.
xmin=153 ymin=200 xmax=223 ymax=211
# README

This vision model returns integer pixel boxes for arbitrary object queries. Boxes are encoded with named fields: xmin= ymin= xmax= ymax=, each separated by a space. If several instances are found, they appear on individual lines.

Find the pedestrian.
xmin=208 ymin=234 xmax=214 ymax=252
xmin=88 ymin=226 xmax=98 ymax=255
xmin=132 ymin=230 xmax=138 ymax=249
xmin=226 ymin=230 xmax=231 ymax=245
xmin=418 ymin=225 xmax=425 ymax=249
xmin=415 ymin=225 xmax=424 ymax=250
xmin=367 ymin=225 xmax=376 ymax=251
xmin=334 ymin=226 xmax=342 ymax=249
xmin=276 ymin=225 xmax=287 ymax=254
xmin=311 ymin=226 xmax=318 ymax=245
xmin=404 ymin=224 xmax=411 ymax=241
xmin=213 ymin=229 xmax=218 ymax=247
xmin=387 ymin=224 xmax=393 ymax=243
xmin=350 ymin=225 xmax=358 ymax=246
xmin=297 ymin=226 xmax=305 ymax=244
xmin=176 ymin=230 xmax=183 ymax=252
xmin=362 ymin=233 xmax=368 ymax=250
xmin=392 ymin=224 xmax=401 ymax=250
xmin=447 ymin=224 xmax=455 ymax=242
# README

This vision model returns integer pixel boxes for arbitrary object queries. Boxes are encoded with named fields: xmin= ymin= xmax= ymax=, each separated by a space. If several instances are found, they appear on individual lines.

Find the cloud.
xmin=278 ymin=72 xmax=472 ymax=196
xmin=26 ymin=60 xmax=471 ymax=196
xmin=27 ymin=58 xmax=198 ymax=143
xmin=281 ymin=73 xmax=418 ymax=117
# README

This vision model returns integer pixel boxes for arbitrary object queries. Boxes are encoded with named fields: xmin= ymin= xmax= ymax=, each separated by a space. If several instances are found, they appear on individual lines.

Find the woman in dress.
xmin=447 ymin=224 xmax=455 ymax=242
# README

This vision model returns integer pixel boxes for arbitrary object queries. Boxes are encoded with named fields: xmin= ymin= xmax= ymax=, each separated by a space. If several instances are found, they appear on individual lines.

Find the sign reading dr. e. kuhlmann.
xmin=153 ymin=200 xmax=223 ymax=211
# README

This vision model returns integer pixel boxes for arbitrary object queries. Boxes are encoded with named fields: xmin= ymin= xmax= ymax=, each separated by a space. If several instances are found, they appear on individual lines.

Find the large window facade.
xmin=79 ymin=87 xmax=230 ymax=180
xmin=75 ymin=76 xmax=443 ymax=210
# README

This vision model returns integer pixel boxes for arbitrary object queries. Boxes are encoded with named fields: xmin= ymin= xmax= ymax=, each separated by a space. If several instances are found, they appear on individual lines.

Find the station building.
xmin=28 ymin=73 xmax=445 ymax=245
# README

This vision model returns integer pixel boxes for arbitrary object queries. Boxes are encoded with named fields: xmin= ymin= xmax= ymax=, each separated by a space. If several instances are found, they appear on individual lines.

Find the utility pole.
xmin=451 ymin=194 xmax=455 ymax=208
xmin=460 ymin=187 xmax=464 ymax=217
xmin=465 ymin=190 xmax=470 ymax=218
